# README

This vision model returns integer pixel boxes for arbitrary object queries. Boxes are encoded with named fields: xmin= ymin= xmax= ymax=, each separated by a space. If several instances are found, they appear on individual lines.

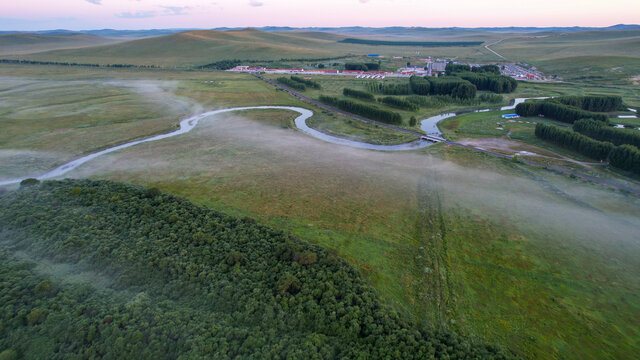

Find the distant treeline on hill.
xmin=516 ymin=98 xmax=611 ymax=124
xmin=199 ymin=56 xmax=350 ymax=70
xmin=0 ymin=59 xmax=158 ymax=69
xmin=319 ymin=95 xmax=402 ymax=124
xmin=340 ymin=38 xmax=484 ymax=47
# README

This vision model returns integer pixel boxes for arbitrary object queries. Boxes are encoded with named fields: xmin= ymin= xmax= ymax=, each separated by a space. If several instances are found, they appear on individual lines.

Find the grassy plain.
xmin=55 ymin=105 xmax=640 ymax=360
xmin=2 ymin=29 xmax=640 ymax=359
xmin=0 ymin=33 xmax=122 ymax=56
xmin=4 ymin=28 xmax=502 ymax=67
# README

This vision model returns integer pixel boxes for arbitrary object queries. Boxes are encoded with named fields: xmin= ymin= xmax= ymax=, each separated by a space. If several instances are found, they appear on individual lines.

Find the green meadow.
xmin=2 ymin=27 xmax=640 ymax=359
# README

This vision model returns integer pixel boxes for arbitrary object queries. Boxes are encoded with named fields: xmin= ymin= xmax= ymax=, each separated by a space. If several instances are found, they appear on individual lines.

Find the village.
xmin=228 ymin=59 xmax=548 ymax=81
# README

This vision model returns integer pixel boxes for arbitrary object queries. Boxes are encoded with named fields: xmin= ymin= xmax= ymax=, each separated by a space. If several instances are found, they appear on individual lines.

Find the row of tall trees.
xmin=536 ymin=124 xmax=640 ymax=174
xmin=409 ymin=76 xmax=432 ymax=95
xmin=554 ymin=95 xmax=623 ymax=112
xmin=368 ymin=82 xmax=412 ymax=95
xmin=516 ymin=101 xmax=609 ymax=124
xmin=276 ymin=77 xmax=306 ymax=91
xmin=573 ymin=119 xmax=640 ymax=148
xmin=344 ymin=63 xmax=369 ymax=71
xmin=445 ymin=63 xmax=501 ymax=75
xmin=319 ymin=95 xmax=402 ymax=124
xmin=343 ymin=88 xmax=375 ymax=101
xmin=378 ymin=96 xmax=419 ymax=111
xmin=455 ymin=72 xmax=518 ymax=93
xmin=609 ymin=145 xmax=640 ymax=174
xmin=0 ymin=180 xmax=512 ymax=359
xmin=290 ymin=76 xmax=321 ymax=89
xmin=0 ymin=58 xmax=157 ymax=69
xmin=535 ymin=123 xmax=613 ymax=160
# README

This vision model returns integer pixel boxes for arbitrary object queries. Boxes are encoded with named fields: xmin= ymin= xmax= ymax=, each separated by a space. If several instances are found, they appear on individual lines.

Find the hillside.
xmin=0 ymin=33 xmax=122 ymax=56
xmin=0 ymin=179 xmax=512 ymax=359
xmin=8 ymin=29 xmax=347 ymax=67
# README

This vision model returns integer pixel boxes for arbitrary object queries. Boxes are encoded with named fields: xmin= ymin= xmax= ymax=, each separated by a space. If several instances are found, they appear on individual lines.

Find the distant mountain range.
xmin=0 ymin=24 xmax=638 ymax=38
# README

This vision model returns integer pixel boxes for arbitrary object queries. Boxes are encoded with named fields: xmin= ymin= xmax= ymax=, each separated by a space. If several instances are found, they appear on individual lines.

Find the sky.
xmin=1 ymin=0 xmax=639 ymax=31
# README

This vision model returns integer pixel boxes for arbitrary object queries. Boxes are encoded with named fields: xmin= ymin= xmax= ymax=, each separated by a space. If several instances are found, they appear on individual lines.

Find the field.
xmin=2 ymin=27 xmax=640 ymax=359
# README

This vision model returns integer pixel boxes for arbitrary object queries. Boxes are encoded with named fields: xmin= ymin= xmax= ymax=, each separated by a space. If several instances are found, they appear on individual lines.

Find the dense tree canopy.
xmin=0 ymin=180 xmax=513 ymax=359
xmin=573 ymin=119 xmax=640 ymax=148
xmin=516 ymin=100 xmax=610 ymax=124
xmin=343 ymin=88 xmax=375 ymax=101
xmin=319 ymin=95 xmax=403 ymax=125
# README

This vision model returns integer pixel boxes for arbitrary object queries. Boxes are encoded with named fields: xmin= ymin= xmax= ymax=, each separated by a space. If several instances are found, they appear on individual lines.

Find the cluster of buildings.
xmin=500 ymin=63 xmax=547 ymax=81
xmin=228 ymin=60 xmax=549 ymax=81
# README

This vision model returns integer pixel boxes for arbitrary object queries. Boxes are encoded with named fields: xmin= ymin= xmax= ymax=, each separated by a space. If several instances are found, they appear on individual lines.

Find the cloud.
xmin=85 ymin=0 xmax=102 ymax=4
xmin=359 ymin=0 xmax=370 ymax=3
xmin=161 ymin=6 xmax=191 ymax=16
xmin=115 ymin=11 xmax=157 ymax=19
xmin=249 ymin=0 xmax=263 ymax=7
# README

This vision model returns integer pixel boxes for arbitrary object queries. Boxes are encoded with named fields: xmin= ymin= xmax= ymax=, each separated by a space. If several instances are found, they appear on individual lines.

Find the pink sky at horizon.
xmin=1 ymin=0 xmax=639 ymax=31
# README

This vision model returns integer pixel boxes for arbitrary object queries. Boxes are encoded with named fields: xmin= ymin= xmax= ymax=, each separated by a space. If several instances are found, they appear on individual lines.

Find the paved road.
xmin=485 ymin=39 xmax=507 ymax=60
xmin=255 ymin=74 xmax=640 ymax=196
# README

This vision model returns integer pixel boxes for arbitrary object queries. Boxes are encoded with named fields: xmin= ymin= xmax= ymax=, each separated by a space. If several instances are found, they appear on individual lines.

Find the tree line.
xmin=573 ymin=119 xmax=640 ymax=148
xmin=340 ymin=38 xmax=483 ymax=47
xmin=276 ymin=77 xmax=306 ymax=91
xmin=199 ymin=56 xmax=349 ymax=70
xmin=455 ymin=72 xmax=518 ymax=93
xmin=534 ymin=123 xmax=613 ymax=160
xmin=344 ymin=62 xmax=381 ymax=71
xmin=535 ymin=124 xmax=640 ymax=174
xmin=319 ymin=95 xmax=402 ymax=124
xmin=378 ymin=96 xmax=419 ymax=111
xmin=343 ymin=87 xmax=375 ymax=101
xmin=554 ymin=95 xmax=623 ymax=112
xmin=0 ymin=59 xmax=158 ymax=69
xmin=516 ymin=100 xmax=609 ymax=124
xmin=445 ymin=63 xmax=501 ymax=75
xmin=368 ymin=82 xmax=412 ymax=95
xmin=0 ymin=180 xmax=513 ymax=359
xmin=290 ymin=75 xmax=321 ymax=89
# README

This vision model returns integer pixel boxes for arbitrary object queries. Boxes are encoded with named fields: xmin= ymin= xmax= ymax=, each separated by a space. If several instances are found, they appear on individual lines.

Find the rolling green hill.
xmin=0 ymin=33 xmax=122 ymax=56
xmin=492 ymin=30 xmax=640 ymax=84
xmin=7 ymin=29 xmax=347 ymax=67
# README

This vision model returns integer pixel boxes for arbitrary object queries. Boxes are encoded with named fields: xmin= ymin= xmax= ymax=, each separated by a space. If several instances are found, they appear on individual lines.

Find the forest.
xmin=378 ymin=96 xmax=419 ymax=111
xmin=516 ymin=100 xmax=610 ymax=124
xmin=290 ymin=76 xmax=321 ymax=89
xmin=343 ymin=88 xmax=375 ymax=101
xmin=276 ymin=77 xmax=307 ymax=91
xmin=319 ymin=95 xmax=403 ymax=124
xmin=453 ymin=72 xmax=518 ymax=93
xmin=573 ymin=119 xmax=640 ymax=148
xmin=535 ymin=123 xmax=640 ymax=174
xmin=0 ymin=180 xmax=514 ymax=359
xmin=534 ymin=123 xmax=614 ymax=160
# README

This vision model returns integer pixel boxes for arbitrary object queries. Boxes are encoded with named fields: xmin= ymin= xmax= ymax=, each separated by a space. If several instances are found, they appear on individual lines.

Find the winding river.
xmin=0 ymin=99 xmax=543 ymax=186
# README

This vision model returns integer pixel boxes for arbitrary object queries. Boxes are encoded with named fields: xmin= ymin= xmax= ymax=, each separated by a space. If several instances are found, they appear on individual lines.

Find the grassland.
xmin=55 ymin=105 xmax=640 ymax=360
xmin=491 ymin=31 xmax=640 ymax=85
xmin=4 ymin=28 xmax=502 ymax=68
xmin=0 ymin=65 xmax=416 ymax=179
xmin=0 ymin=33 xmax=122 ymax=56
xmin=2 ymin=28 xmax=640 ymax=359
